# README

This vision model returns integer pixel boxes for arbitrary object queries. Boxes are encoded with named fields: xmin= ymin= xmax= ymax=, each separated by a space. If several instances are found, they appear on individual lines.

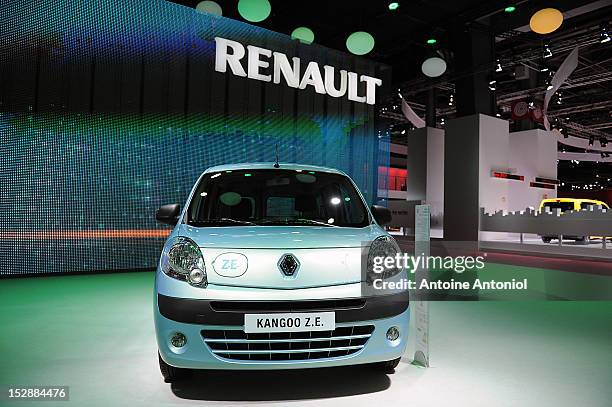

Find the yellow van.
xmin=539 ymin=198 xmax=610 ymax=244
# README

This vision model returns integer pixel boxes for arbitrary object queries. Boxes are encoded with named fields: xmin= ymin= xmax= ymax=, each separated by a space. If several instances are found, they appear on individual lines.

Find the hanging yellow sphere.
xmin=530 ymin=8 xmax=564 ymax=34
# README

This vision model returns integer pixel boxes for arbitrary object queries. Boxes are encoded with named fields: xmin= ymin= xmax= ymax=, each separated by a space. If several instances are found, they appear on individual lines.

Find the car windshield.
xmin=186 ymin=169 xmax=370 ymax=227
xmin=543 ymin=202 xmax=574 ymax=212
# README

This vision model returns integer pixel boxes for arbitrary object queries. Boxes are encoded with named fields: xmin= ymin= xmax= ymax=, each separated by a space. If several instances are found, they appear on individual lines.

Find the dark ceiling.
xmin=172 ymin=0 xmax=611 ymax=135
xmin=171 ymin=0 xmax=612 ymax=188
xmin=172 ymin=1 xmax=607 ymax=76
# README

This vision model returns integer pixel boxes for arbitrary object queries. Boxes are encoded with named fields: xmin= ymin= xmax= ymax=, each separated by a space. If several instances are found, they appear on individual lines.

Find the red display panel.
xmin=530 ymin=182 xmax=556 ymax=189
xmin=491 ymin=171 xmax=525 ymax=181
xmin=378 ymin=167 xmax=407 ymax=191
xmin=535 ymin=177 xmax=560 ymax=185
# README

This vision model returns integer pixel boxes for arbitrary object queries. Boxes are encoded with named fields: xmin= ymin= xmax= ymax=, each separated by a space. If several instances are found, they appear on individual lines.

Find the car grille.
xmin=201 ymin=325 xmax=374 ymax=361
xmin=209 ymin=299 xmax=366 ymax=313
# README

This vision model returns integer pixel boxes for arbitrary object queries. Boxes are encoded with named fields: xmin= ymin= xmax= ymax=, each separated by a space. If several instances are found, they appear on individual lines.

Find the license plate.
xmin=244 ymin=312 xmax=335 ymax=333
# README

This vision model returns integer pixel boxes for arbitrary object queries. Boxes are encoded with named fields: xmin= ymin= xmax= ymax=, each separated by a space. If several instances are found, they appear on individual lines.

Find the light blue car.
xmin=154 ymin=162 xmax=409 ymax=382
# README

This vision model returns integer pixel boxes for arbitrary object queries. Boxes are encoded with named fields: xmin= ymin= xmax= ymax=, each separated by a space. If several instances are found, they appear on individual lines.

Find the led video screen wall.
xmin=0 ymin=0 xmax=391 ymax=275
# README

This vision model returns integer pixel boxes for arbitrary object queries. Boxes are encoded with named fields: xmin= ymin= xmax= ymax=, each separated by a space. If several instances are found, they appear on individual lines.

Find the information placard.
xmin=412 ymin=204 xmax=430 ymax=367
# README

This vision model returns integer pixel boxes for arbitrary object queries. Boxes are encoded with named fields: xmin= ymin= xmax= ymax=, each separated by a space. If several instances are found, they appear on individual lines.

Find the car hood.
xmin=178 ymin=224 xmax=383 ymax=249
xmin=176 ymin=224 xmax=385 ymax=289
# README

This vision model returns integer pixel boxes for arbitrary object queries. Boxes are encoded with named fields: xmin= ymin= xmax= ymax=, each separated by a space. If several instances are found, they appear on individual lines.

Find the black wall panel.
xmin=0 ymin=0 xmax=391 ymax=275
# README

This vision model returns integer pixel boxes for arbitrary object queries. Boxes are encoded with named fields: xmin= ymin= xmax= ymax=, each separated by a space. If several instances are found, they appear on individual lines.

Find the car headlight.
xmin=160 ymin=237 xmax=207 ymax=287
xmin=367 ymin=235 xmax=402 ymax=283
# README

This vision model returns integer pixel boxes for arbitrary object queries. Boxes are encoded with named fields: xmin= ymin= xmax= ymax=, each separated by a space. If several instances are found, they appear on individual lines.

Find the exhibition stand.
xmin=0 ymin=1 xmax=610 ymax=406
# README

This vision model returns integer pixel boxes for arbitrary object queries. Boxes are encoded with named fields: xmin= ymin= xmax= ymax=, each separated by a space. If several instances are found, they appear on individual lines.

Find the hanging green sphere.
xmin=346 ymin=31 xmax=375 ymax=55
xmin=195 ymin=1 xmax=222 ymax=16
xmin=291 ymin=27 xmax=315 ymax=44
xmin=238 ymin=0 xmax=271 ymax=23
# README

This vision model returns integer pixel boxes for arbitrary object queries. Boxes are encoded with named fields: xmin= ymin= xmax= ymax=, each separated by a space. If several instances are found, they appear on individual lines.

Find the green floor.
xmin=0 ymin=268 xmax=611 ymax=407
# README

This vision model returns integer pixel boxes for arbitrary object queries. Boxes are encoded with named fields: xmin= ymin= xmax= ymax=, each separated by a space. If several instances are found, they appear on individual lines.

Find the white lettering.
xmin=361 ymin=75 xmax=382 ymax=105
xmin=214 ymin=37 xmax=382 ymax=104
xmin=323 ymin=66 xmax=347 ymax=98
xmin=247 ymin=45 xmax=272 ymax=82
xmin=273 ymin=52 xmax=300 ymax=88
xmin=347 ymin=72 xmax=366 ymax=103
xmin=299 ymin=61 xmax=326 ymax=94
xmin=214 ymin=37 xmax=247 ymax=77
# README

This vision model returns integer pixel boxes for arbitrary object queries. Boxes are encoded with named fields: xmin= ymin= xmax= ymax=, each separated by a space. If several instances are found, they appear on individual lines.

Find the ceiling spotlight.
xmin=401 ymin=129 xmax=406 ymax=134
xmin=495 ymin=59 xmax=502 ymax=72
xmin=426 ymin=38 xmax=437 ymax=45
xmin=543 ymin=42 xmax=552 ymax=58
xmin=557 ymin=92 xmax=562 ymax=104
xmin=388 ymin=2 xmax=399 ymax=11
xmin=504 ymin=5 xmax=516 ymax=13
xmin=589 ymin=136 xmax=595 ymax=146
xmin=601 ymin=23 xmax=610 ymax=43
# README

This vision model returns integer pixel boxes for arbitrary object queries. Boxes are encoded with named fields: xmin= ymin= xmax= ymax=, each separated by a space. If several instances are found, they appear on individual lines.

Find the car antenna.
xmin=274 ymin=143 xmax=280 ymax=168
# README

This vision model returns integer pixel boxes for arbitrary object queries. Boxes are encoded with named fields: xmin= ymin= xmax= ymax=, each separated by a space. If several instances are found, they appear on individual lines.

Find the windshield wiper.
xmin=189 ymin=218 xmax=257 ymax=226
xmin=257 ymin=218 xmax=337 ymax=227
xmin=294 ymin=218 xmax=337 ymax=227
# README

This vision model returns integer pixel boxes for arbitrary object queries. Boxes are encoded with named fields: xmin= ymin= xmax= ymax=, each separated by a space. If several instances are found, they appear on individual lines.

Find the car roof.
xmin=540 ymin=198 xmax=606 ymax=204
xmin=202 ymin=162 xmax=346 ymax=175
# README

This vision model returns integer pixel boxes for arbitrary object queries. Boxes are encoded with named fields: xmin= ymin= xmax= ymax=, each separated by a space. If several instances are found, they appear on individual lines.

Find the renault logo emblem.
xmin=278 ymin=254 xmax=300 ymax=277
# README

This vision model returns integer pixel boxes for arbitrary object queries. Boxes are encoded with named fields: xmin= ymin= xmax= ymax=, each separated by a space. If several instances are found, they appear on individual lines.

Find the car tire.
xmin=372 ymin=357 xmax=401 ymax=374
xmin=158 ymin=352 xmax=191 ymax=383
xmin=541 ymin=237 xmax=552 ymax=243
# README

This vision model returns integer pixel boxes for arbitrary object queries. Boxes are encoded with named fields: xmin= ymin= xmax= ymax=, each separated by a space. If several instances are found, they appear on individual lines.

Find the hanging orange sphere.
xmin=530 ymin=8 xmax=564 ymax=34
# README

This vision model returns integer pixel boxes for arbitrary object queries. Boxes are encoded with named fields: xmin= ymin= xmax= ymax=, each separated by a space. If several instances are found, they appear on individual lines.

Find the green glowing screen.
xmin=0 ymin=0 xmax=390 ymax=275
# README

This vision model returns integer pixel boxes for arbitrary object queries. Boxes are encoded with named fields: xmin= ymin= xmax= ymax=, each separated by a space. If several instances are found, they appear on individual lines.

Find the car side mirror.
xmin=371 ymin=205 xmax=392 ymax=226
xmin=156 ymin=204 xmax=181 ymax=226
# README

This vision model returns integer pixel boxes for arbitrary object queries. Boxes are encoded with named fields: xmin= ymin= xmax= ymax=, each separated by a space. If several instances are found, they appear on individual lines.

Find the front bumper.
xmin=155 ymin=294 xmax=409 ymax=370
